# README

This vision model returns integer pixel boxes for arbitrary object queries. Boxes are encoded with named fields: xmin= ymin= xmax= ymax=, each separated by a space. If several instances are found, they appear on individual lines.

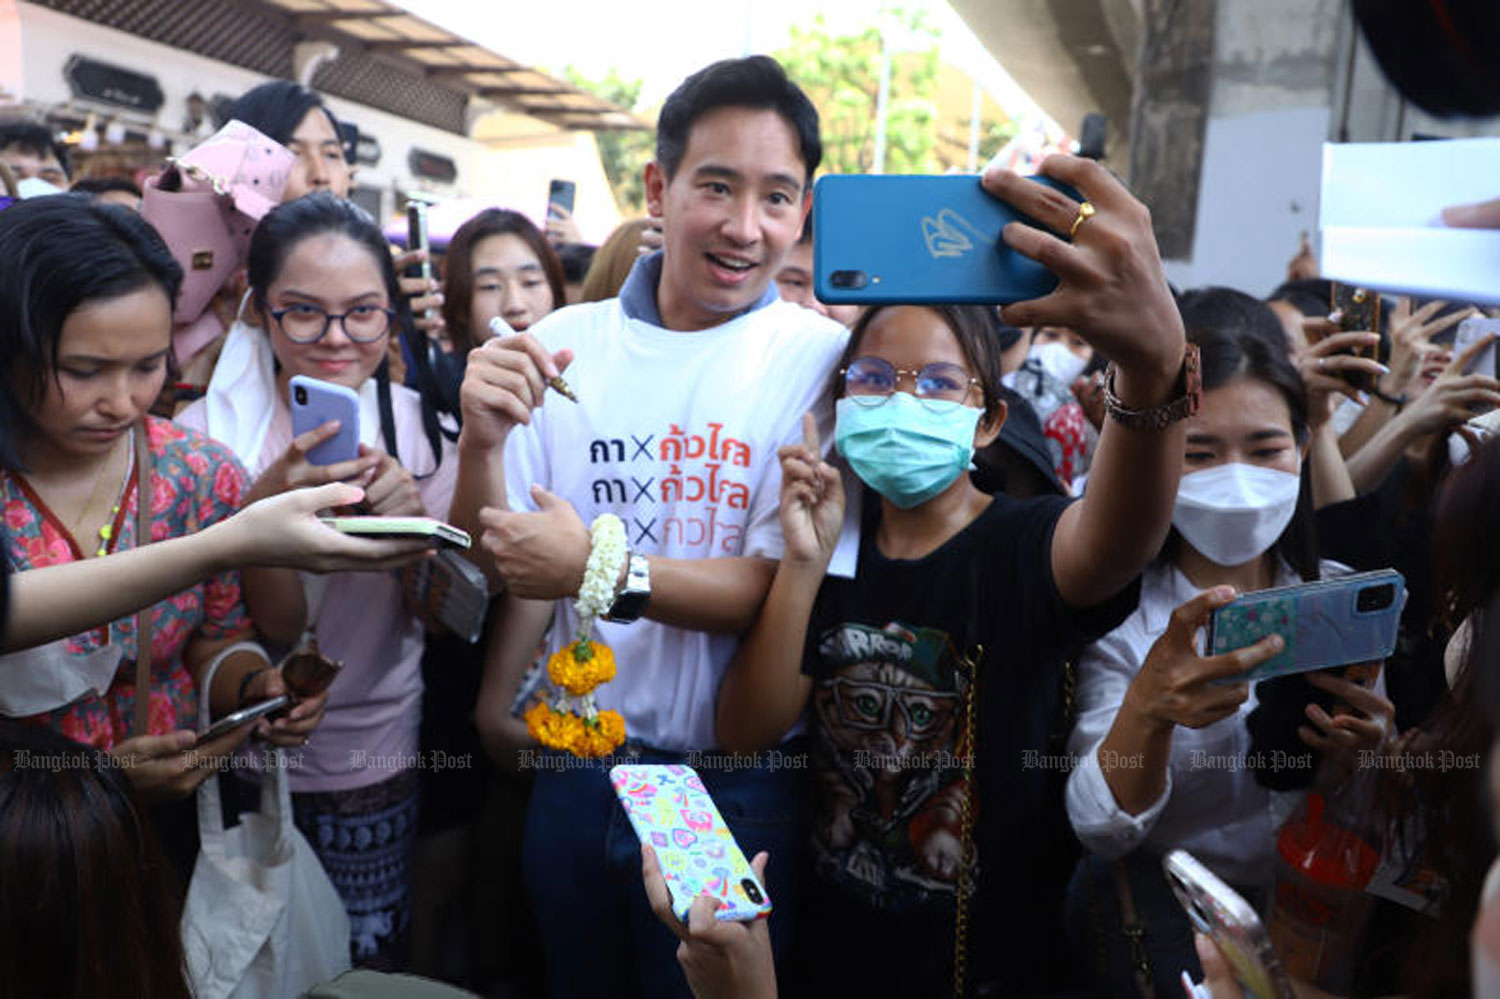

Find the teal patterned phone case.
xmin=1207 ymin=569 xmax=1405 ymax=682
xmin=610 ymin=764 xmax=772 ymax=922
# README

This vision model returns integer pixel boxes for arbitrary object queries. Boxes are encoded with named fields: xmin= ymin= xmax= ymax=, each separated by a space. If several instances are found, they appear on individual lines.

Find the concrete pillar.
xmin=1126 ymin=0 xmax=1215 ymax=261
xmin=1153 ymin=0 xmax=1343 ymax=294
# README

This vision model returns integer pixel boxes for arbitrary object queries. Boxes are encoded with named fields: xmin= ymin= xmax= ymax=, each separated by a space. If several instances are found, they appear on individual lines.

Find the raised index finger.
xmin=801 ymin=411 xmax=821 ymax=456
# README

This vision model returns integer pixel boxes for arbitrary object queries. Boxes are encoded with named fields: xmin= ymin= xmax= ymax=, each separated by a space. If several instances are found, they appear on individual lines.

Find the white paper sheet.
xmin=1320 ymin=139 xmax=1500 ymax=305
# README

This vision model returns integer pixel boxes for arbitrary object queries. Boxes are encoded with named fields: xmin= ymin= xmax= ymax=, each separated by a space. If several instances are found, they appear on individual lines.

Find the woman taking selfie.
xmin=1063 ymin=288 xmax=1397 ymax=994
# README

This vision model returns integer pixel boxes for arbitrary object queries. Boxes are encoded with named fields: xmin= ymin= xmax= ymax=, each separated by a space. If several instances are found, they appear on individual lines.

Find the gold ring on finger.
xmin=1069 ymin=201 xmax=1096 ymax=240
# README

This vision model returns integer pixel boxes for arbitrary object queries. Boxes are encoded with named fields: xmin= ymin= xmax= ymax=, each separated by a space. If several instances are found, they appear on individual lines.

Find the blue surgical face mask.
xmin=834 ymin=393 xmax=982 ymax=509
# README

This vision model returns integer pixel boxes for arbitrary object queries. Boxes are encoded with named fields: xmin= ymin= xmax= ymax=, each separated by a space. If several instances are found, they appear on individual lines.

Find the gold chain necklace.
xmin=65 ymin=429 xmax=132 ymax=557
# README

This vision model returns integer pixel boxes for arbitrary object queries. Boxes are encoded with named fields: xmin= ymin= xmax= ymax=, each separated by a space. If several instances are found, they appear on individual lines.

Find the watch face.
xmin=604 ymin=553 xmax=650 ymax=623
xmin=604 ymin=590 xmax=648 ymax=623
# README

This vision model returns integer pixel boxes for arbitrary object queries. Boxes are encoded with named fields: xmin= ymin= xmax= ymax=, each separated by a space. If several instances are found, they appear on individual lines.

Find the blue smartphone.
xmin=812 ymin=173 xmax=1079 ymax=306
xmin=1207 ymin=569 xmax=1405 ymax=683
xmin=289 ymin=375 xmax=360 ymax=466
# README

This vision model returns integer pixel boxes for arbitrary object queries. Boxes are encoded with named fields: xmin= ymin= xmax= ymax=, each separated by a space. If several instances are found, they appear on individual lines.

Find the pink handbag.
xmin=141 ymin=120 xmax=294 ymax=326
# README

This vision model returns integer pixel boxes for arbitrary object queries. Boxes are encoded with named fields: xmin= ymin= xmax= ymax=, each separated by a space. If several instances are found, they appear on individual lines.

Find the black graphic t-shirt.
xmin=800 ymin=491 xmax=1137 ymax=992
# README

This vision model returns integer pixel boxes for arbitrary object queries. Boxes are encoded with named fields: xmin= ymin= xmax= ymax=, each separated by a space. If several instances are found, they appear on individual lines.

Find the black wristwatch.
xmin=603 ymin=551 xmax=651 ymax=623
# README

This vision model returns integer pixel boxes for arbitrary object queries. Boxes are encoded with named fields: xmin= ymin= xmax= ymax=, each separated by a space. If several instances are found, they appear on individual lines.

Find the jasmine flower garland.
xmin=525 ymin=513 xmax=629 ymax=757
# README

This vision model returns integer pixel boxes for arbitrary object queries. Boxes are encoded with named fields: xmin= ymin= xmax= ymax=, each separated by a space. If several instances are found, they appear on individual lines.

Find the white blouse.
xmin=1063 ymin=560 xmax=1355 ymax=887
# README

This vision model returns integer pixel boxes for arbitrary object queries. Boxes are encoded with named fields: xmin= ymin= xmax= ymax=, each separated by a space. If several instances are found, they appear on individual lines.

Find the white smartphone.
xmin=194 ymin=695 xmax=288 ymax=747
xmin=319 ymin=515 xmax=471 ymax=550
xmin=1163 ymin=850 xmax=1296 ymax=999
xmin=289 ymin=375 xmax=361 ymax=465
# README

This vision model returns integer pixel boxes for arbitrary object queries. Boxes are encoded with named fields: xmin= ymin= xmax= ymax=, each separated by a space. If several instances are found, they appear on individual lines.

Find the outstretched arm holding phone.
xmin=4 ymin=482 xmax=427 ymax=652
xmin=986 ymin=155 xmax=1195 ymax=609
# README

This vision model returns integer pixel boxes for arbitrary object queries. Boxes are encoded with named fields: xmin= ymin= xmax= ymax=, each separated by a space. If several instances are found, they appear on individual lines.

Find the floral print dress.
xmin=0 ymin=417 xmax=253 ymax=749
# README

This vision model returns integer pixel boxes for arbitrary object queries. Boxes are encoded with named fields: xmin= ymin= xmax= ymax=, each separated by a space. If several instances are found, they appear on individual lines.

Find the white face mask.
xmin=1172 ymin=462 xmax=1301 ymax=567
xmin=16 ymin=176 xmax=64 ymax=199
xmin=1026 ymin=340 xmax=1089 ymax=387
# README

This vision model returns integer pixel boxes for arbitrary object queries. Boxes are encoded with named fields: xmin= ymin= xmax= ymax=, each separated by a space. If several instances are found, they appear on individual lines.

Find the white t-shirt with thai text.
xmin=505 ymin=295 xmax=848 ymax=752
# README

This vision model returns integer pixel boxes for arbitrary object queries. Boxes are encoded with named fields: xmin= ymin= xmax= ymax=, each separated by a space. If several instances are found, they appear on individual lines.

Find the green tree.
xmin=773 ymin=8 xmax=942 ymax=176
xmin=562 ymin=67 xmax=654 ymax=214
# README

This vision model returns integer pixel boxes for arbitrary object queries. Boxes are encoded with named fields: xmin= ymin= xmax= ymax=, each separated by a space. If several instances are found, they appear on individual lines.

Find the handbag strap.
xmin=1113 ymin=859 xmax=1158 ymax=999
xmin=193 ymin=640 xmax=275 ymax=850
xmin=952 ymin=644 xmax=982 ymax=999
xmin=133 ymin=421 xmax=153 ymax=737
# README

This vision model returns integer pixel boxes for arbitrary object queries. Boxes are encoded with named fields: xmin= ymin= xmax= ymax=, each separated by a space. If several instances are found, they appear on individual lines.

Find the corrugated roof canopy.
xmin=27 ymin=0 xmax=646 ymax=135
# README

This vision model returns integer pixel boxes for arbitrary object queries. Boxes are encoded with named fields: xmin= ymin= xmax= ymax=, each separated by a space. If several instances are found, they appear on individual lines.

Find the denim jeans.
xmin=521 ymin=741 xmax=807 ymax=999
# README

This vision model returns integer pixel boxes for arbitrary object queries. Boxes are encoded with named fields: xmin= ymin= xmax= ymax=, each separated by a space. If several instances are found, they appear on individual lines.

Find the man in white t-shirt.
xmin=448 ymin=56 xmax=846 ymax=998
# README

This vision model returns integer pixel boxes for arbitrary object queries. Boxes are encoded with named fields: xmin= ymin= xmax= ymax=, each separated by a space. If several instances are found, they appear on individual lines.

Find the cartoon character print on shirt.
xmin=810 ymin=621 xmax=976 ymax=912
xmin=584 ymin=421 xmax=754 ymax=554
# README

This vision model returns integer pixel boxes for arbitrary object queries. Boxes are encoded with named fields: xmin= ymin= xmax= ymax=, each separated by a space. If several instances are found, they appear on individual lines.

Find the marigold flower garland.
xmin=525 ymin=513 xmax=628 ymax=758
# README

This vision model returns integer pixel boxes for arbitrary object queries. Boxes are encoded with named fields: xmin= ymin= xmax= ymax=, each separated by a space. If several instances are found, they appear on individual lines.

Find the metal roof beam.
xmin=427 ymin=64 xmax=526 ymax=79
xmin=477 ymin=86 xmax=576 ymax=99
xmin=363 ymin=39 xmax=470 ymax=53
xmin=293 ymin=10 xmax=408 ymax=27
xmin=513 ymin=102 xmax=605 ymax=114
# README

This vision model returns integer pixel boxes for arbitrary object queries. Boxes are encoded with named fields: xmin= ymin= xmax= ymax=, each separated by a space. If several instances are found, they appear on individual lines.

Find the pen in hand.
xmin=488 ymin=316 xmax=578 ymax=403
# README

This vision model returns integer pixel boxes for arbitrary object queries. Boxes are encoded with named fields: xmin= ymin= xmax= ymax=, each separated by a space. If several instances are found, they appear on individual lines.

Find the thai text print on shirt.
xmin=584 ymin=420 xmax=756 ymax=556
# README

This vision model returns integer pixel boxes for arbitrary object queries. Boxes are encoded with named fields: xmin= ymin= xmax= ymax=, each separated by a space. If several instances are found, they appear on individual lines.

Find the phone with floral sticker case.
xmin=610 ymin=764 xmax=772 ymax=922
xmin=1207 ymin=569 xmax=1405 ymax=683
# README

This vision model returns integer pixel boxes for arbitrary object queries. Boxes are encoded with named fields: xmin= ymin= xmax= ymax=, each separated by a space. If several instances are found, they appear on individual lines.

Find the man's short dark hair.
xmin=656 ymin=56 xmax=821 ymax=185
xmin=0 ymin=122 xmax=69 ymax=179
xmin=70 ymin=176 xmax=143 ymax=200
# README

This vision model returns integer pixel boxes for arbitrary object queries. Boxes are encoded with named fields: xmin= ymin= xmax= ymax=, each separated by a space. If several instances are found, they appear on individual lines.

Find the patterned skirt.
xmin=292 ymin=768 xmax=421 ymax=969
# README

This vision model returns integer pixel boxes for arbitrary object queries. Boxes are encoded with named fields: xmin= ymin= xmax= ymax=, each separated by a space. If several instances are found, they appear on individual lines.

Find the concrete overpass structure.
xmin=952 ymin=0 xmax=1500 ymax=295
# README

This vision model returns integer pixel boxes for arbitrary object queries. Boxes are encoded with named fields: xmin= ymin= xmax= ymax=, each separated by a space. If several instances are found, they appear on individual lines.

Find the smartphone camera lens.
xmin=740 ymin=878 xmax=764 ymax=904
xmin=1356 ymin=583 xmax=1395 ymax=613
xmin=829 ymin=270 xmax=868 ymax=290
xmin=294 ymin=385 xmax=308 ymax=406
